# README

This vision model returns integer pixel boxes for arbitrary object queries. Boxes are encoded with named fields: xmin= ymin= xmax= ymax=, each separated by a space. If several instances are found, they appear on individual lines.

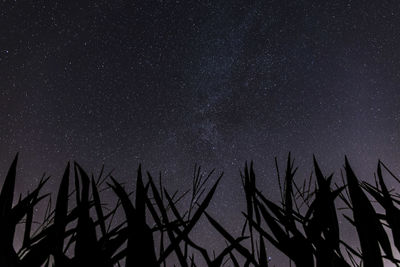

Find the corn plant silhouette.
xmin=2 ymin=153 xmax=225 ymax=266
xmin=3 ymin=152 xmax=400 ymax=266
xmin=207 ymin=154 xmax=400 ymax=267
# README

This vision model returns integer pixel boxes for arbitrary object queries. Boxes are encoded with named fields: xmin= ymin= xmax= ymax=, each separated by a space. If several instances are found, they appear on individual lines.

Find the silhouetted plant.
xmin=4 ymin=152 xmax=400 ymax=266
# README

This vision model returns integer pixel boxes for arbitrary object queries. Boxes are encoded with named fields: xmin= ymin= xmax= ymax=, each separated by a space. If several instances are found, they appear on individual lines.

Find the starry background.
xmin=2 ymin=0 xmax=400 ymax=265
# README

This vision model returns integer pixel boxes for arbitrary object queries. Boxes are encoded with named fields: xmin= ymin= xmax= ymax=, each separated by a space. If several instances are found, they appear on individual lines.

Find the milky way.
xmin=1 ymin=0 xmax=400 ymax=265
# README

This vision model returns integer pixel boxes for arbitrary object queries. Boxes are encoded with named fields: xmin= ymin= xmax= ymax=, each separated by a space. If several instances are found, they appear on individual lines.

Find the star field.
xmin=2 ymin=0 xmax=400 ymax=265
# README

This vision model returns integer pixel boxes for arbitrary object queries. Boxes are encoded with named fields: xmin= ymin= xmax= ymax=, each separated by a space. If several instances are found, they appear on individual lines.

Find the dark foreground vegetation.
xmin=2 ymin=152 xmax=400 ymax=266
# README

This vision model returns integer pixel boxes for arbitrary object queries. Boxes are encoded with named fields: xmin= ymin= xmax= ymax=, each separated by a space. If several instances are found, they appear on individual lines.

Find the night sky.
xmin=2 ymin=0 xmax=400 ymax=265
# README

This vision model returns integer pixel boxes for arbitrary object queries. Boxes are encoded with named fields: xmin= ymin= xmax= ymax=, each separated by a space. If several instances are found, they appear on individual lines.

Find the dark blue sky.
xmin=1 ymin=0 xmax=400 ymax=265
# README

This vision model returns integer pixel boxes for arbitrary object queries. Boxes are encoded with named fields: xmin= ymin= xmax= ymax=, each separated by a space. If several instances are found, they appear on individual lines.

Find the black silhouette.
xmin=3 ymin=152 xmax=400 ymax=266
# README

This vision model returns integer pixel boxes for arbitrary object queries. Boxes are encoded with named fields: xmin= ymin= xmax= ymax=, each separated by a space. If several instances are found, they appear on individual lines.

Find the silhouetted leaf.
xmin=345 ymin=157 xmax=388 ymax=267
